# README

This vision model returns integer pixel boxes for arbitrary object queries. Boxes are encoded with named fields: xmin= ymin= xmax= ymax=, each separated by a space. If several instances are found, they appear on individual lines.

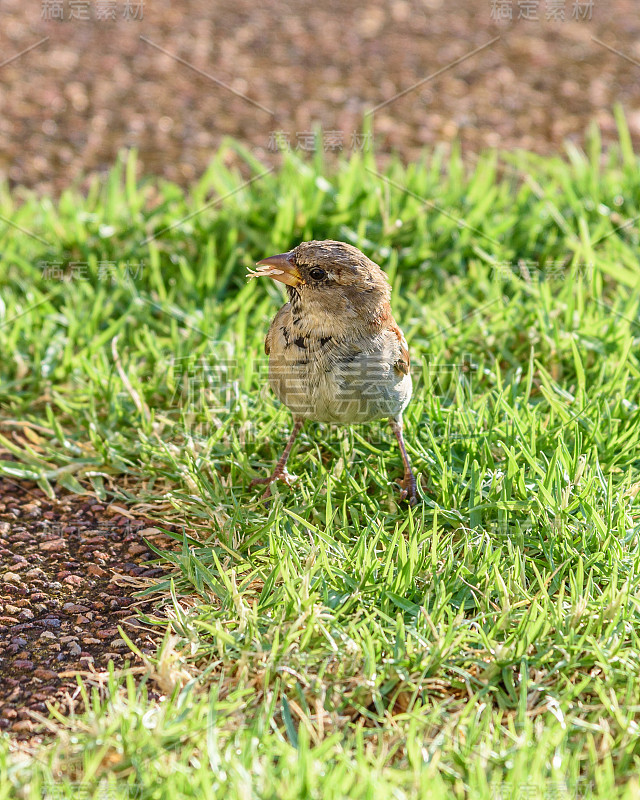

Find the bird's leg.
xmin=389 ymin=417 xmax=418 ymax=506
xmin=251 ymin=419 xmax=303 ymax=500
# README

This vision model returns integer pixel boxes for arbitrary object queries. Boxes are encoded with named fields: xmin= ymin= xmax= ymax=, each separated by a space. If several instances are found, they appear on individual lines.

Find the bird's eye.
xmin=308 ymin=267 xmax=327 ymax=281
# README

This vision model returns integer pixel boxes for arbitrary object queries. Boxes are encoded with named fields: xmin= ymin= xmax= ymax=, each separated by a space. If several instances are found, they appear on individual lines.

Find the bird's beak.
xmin=246 ymin=250 xmax=302 ymax=287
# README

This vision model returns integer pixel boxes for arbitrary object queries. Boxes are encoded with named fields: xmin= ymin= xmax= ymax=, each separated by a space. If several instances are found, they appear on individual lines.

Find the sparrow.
xmin=247 ymin=239 xmax=418 ymax=505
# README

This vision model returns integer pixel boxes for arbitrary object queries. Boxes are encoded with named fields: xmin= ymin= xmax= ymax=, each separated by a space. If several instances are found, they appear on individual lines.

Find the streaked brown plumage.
xmin=248 ymin=240 xmax=418 ymax=504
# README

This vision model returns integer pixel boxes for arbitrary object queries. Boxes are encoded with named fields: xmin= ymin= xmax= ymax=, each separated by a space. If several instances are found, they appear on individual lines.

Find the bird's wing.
xmin=389 ymin=323 xmax=410 ymax=376
xmin=335 ymin=325 xmax=410 ymax=388
xmin=265 ymin=303 xmax=292 ymax=356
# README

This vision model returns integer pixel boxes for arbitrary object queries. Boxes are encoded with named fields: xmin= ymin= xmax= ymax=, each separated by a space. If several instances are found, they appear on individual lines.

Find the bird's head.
xmin=248 ymin=240 xmax=391 ymax=333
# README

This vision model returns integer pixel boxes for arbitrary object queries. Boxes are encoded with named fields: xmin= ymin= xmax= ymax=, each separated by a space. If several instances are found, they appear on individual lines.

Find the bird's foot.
xmin=250 ymin=468 xmax=298 ymax=501
xmin=398 ymin=470 xmax=419 ymax=506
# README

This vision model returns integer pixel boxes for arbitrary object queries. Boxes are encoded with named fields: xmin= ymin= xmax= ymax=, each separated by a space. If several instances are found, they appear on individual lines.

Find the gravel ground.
xmin=0 ymin=479 xmax=175 ymax=740
xmin=1 ymin=0 xmax=640 ymax=194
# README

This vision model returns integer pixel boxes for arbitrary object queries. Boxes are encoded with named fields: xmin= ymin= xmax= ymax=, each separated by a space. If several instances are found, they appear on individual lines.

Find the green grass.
xmin=1 ymin=119 xmax=640 ymax=798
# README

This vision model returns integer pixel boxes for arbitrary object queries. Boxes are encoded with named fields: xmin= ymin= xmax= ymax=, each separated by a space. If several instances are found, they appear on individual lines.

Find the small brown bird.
xmin=247 ymin=240 xmax=418 ymax=505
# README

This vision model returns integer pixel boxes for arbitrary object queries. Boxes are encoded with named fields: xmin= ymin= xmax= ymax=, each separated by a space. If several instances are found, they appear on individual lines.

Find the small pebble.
xmin=11 ymin=720 xmax=33 ymax=733
xmin=40 ymin=539 xmax=66 ymax=552
xmin=63 ymin=575 xmax=84 ymax=586
xmin=33 ymin=668 xmax=58 ymax=680
xmin=25 ymin=568 xmax=45 ymax=578
xmin=96 ymin=628 xmax=118 ymax=639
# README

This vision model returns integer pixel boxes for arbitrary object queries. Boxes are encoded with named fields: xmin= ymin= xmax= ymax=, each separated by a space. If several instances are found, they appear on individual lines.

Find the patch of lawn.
xmin=1 ymin=123 xmax=640 ymax=798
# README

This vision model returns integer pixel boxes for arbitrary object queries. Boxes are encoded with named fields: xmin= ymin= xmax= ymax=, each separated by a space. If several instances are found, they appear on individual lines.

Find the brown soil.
xmin=0 ymin=478 xmax=175 ymax=739
xmin=1 ymin=0 xmax=640 ymax=195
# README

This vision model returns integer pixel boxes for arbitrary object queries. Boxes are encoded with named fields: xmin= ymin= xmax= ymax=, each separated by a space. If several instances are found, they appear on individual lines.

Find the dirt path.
xmin=1 ymin=0 xmax=639 ymax=194
xmin=0 ymin=479 xmax=174 ymax=739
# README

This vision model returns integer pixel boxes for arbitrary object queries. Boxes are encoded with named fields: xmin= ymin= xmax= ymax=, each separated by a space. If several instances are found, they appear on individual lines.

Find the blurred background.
xmin=1 ymin=0 xmax=639 ymax=194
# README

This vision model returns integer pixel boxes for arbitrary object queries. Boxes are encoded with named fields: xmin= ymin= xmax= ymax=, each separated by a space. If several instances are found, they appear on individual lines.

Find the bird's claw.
xmin=398 ymin=472 xmax=418 ymax=506
xmin=250 ymin=467 xmax=297 ymax=488
xmin=251 ymin=468 xmax=298 ymax=501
